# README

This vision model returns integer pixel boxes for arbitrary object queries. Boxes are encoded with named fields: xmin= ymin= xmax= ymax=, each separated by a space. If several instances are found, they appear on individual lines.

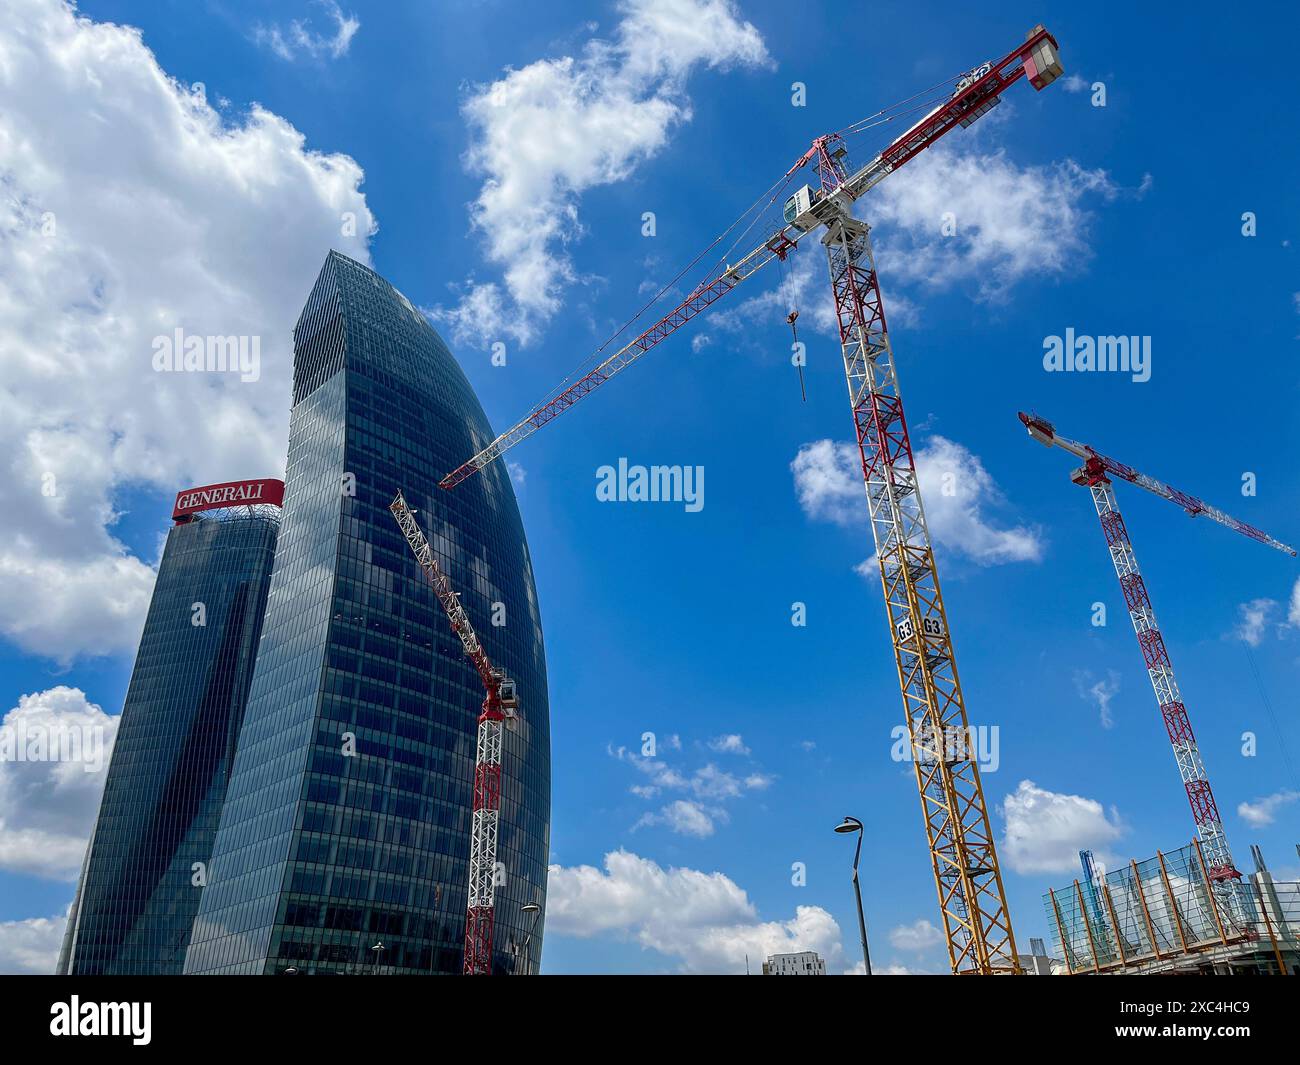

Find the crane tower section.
xmin=822 ymin=192 xmax=1018 ymax=974
xmin=1075 ymin=464 xmax=1239 ymax=883
xmin=390 ymin=491 xmax=519 ymax=974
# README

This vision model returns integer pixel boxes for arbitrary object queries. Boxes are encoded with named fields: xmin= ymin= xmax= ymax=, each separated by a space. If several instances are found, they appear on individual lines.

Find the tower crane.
xmin=1017 ymin=411 xmax=1295 ymax=923
xmin=439 ymin=26 xmax=1066 ymax=974
xmin=390 ymin=490 xmax=520 ymax=975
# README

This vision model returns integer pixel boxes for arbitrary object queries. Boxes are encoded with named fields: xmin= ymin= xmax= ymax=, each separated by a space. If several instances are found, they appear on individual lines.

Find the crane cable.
xmin=776 ymin=250 xmax=805 ymax=403
xmin=835 ymin=65 xmax=969 ymax=137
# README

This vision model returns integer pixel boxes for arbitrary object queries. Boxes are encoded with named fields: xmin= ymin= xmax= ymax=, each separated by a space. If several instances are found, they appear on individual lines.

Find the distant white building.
xmin=762 ymin=951 xmax=826 ymax=975
xmin=1017 ymin=937 xmax=1062 ymax=975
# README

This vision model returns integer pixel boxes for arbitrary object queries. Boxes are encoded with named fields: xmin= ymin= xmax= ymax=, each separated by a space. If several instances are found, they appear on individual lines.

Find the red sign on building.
xmin=173 ymin=478 xmax=285 ymax=521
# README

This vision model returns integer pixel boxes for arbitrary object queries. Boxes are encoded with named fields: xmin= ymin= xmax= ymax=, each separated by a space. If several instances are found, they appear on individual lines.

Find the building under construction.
xmin=1045 ymin=843 xmax=1299 ymax=976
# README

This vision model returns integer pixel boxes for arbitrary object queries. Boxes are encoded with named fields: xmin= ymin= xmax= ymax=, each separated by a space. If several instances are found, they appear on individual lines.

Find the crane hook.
xmin=786 ymin=310 xmax=806 ymax=403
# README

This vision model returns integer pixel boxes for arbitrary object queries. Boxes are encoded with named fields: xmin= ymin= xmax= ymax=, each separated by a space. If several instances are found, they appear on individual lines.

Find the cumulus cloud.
xmin=0 ymin=0 xmax=375 ymax=661
xmin=791 ymin=436 xmax=1041 ymax=565
xmin=0 ymin=913 xmax=66 ymax=975
xmin=868 ymin=144 xmax=1117 ymax=300
xmin=1238 ymin=789 xmax=1299 ymax=828
xmin=546 ymin=849 xmax=843 ymax=973
xmin=435 ymin=0 xmax=768 ymax=347
xmin=913 ymin=436 xmax=1043 ymax=563
xmin=254 ymin=1 xmax=360 ymax=61
xmin=1000 ymin=779 xmax=1125 ymax=875
xmin=1288 ymin=578 xmax=1300 ymax=627
xmin=790 ymin=439 xmax=867 ymax=527
xmin=0 ymin=687 xmax=118 ymax=879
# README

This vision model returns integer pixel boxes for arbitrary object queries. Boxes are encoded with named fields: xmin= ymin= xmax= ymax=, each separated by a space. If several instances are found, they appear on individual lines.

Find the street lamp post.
xmin=520 ymin=903 xmax=541 ymax=976
xmin=371 ymin=941 xmax=385 ymax=975
xmin=834 ymin=816 xmax=872 ymax=975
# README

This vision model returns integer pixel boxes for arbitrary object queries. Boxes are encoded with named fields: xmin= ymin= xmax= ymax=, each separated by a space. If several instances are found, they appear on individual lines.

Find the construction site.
xmin=411 ymin=22 xmax=1297 ymax=976
xmin=1046 ymin=843 xmax=1299 ymax=976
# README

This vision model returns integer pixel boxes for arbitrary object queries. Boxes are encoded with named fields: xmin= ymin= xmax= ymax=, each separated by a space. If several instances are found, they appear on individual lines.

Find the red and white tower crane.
xmin=438 ymin=27 xmax=1066 ymax=974
xmin=390 ymin=490 xmax=520 ymax=975
xmin=1017 ymin=411 xmax=1295 ymax=921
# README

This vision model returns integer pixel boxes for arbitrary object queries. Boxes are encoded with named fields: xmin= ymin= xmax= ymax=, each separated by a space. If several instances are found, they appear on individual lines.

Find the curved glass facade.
xmin=58 ymin=510 xmax=279 ymax=974
xmin=184 ymin=251 xmax=551 ymax=974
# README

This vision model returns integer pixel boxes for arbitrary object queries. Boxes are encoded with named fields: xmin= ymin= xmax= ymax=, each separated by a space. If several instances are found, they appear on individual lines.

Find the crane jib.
xmin=441 ymin=26 xmax=1062 ymax=491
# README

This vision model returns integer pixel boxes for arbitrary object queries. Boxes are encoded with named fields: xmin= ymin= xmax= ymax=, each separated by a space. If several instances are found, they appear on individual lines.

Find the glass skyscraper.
xmin=184 ymin=251 xmax=551 ymax=975
xmin=58 ymin=506 xmax=279 ymax=974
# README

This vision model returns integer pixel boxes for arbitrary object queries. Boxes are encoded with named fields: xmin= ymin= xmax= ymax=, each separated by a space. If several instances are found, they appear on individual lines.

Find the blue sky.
xmin=1 ymin=0 xmax=1297 ymax=974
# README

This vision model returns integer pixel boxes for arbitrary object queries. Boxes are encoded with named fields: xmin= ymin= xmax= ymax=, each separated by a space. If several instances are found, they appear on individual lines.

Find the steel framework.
xmin=439 ymin=27 xmax=1065 ymax=973
xmin=1019 ymin=413 xmax=1296 ymax=925
xmin=390 ymin=490 xmax=519 ymax=974
xmin=824 ymin=206 xmax=1018 ymax=973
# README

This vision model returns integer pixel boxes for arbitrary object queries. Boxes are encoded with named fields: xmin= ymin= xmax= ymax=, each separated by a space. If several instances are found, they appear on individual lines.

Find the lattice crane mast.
xmin=390 ymin=490 xmax=519 ymax=975
xmin=1018 ymin=412 xmax=1295 ymax=921
xmin=441 ymin=27 xmax=1067 ymax=975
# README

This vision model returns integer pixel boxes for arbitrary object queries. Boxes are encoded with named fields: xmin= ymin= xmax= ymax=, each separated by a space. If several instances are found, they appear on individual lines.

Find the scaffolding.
xmin=1044 ymin=841 xmax=1300 ymax=975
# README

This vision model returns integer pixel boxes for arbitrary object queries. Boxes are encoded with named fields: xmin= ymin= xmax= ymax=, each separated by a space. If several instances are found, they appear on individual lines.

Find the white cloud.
xmin=608 ymin=744 xmax=688 ymax=793
xmin=0 ymin=912 xmax=66 ymax=975
xmin=546 ymin=849 xmax=843 ymax=973
xmin=435 ymin=0 xmax=768 ymax=347
xmin=613 ymin=741 xmax=771 ymax=836
xmin=707 ymin=733 xmax=749 ymax=755
xmin=791 ymin=436 xmax=1041 ymax=565
xmin=0 ymin=686 xmax=118 ymax=880
xmin=635 ymin=798 xmax=719 ymax=838
xmin=254 ymin=1 xmax=360 ymax=61
xmin=1000 ymin=779 xmax=1125 ymax=875
xmin=1235 ymin=598 xmax=1277 ymax=646
xmin=0 ymin=0 xmax=375 ymax=661
xmin=888 ymin=918 xmax=943 ymax=952
xmin=913 ymin=436 xmax=1042 ymax=563
xmin=790 ymin=439 xmax=867 ymax=527
xmin=656 ymin=138 xmax=1111 ymax=352
xmin=869 ymin=144 xmax=1116 ymax=300
xmin=1288 ymin=578 xmax=1300 ymax=627
xmin=507 ymin=461 xmax=527 ymax=486
xmin=690 ymin=763 xmax=742 ymax=801
xmin=1060 ymin=73 xmax=1091 ymax=93
xmin=1238 ymin=789 xmax=1300 ymax=828
xmin=1075 ymin=669 xmax=1121 ymax=729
